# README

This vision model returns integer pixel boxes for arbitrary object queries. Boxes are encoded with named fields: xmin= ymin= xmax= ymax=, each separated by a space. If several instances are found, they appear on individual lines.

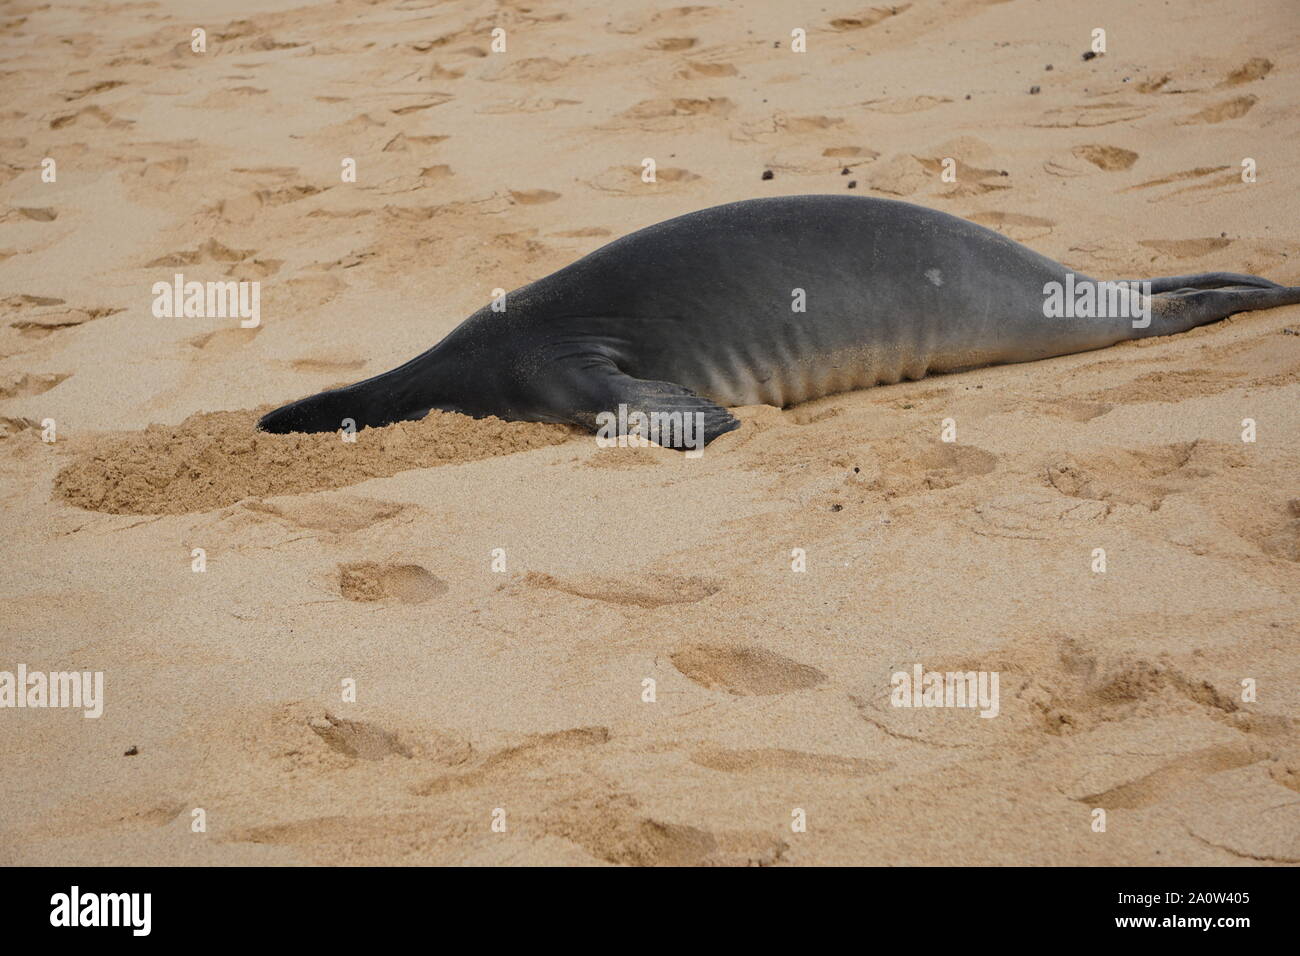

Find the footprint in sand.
xmin=226 ymin=259 xmax=282 ymax=280
xmin=272 ymin=274 xmax=348 ymax=311
xmin=0 ymin=417 xmax=40 ymax=438
xmin=242 ymin=496 xmax=408 ymax=534
xmin=308 ymin=712 xmax=414 ymax=760
xmin=62 ymin=79 xmax=126 ymax=102
xmin=1037 ymin=398 xmax=1113 ymax=422
xmin=509 ymin=189 xmax=561 ymax=205
xmin=419 ymin=164 xmax=454 ymax=182
xmin=1072 ymin=144 xmax=1139 ymax=171
xmin=607 ymin=6 xmax=716 ymax=35
xmin=0 ymin=372 xmax=69 ymax=399
xmin=14 ymin=207 xmax=56 ymax=222
xmin=1178 ymin=95 xmax=1256 ymax=125
xmin=678 ymin=62 xmax=738 ymax=78
xmin=1078 ymin=745 xmax=1262 ymax=810
xmin=587 ymin=165 xmax=700 ymax=194
xmin=189 ymin=496 xmax=411 ymax=550
xmin=1055 ymin=450 xmax=1300 ymax=562
xmin=134 ymin=157 xmax=190 ymax=190
xmin=1083 ymin=369 xmax=1247 ymax=406
xmin=1124 ymin=166 xmax=1231 ymax=192
xmin=476 ymin=96 xmax=579 ymax=115
xmin=206 ymin=28 xmax=303 ymax=54
xmin=646 ymin=37 xmax=696 ymax=51
xmin=1219 ymin=57 xmax=1272 ymax=87
xmin=818 ymin=434 xmax=998 ymax=509
xmin=189 ymin=327 xmax=261 ymax=352
xmin=412 ymin=726 xmax=608 ymax=797
xmin=861 ymin=95 xmax=951 ymax=114
xmin=823 ymin=146 xmax=879 ymax=160
xmin=382 ymin=133 xmax=449 ymax=153
xmin=670 ymin=644 xmax=827 ymax=696
xmin=337 ymin=561 xmax=448 ymax=604
xmin=1126 ymin=170 xmax=1242 ymax=200
xmin=544 ymin=793 xmax=788 ymax=866
xmin=691 ymin=745 xmax=888 ymax=776
xmin=916 ymin=155 xmax=1009 ymax=198
xmin=322 ymin=112 xmax=387 ymax=139
xmin=830 ymin=6 xmax=910 ymax=30
xmin=781 ymin=114 xmax=846 ymax=133
xmin=968 ymin=490 xmax=1110 ymax=540
xmin=945 ymin=635 xmax=1239 ymax=738
xmin=966 ymin=211 xmax=1055 ymax=242
xmin=1032 ymin=102 xmax=1152 ymax=128
xmin=146 ymin=237 xmax=253 ymax=268
xmin=230 ymin=165 xmax=300 ymax=179
xmin=1254 ymin=500 xmax=1300 ymax=563
xmin=865 ymin=155 xmax=931 ymax=197
xmin=615 ymin=97 xmax=735 ymax=131
xmin=1046 ymin=442 xmax=1207 ymax=511
xmin=215 ymin=185 xmax=323 ymax=224
xmin=50 ymin=105 xmax=131 ymax=130
xmin=873 ymin=152 xmax=1003 ymax=199
xmin=524 ymin=571 xmax=720 ymax=608
xmin=192 ymin=87 xmax=269 ymax=110
xmin=576 ymin=818 xmax=719 ymax=866
xmin=6 ymin=301 xmax=122 ymax=339
xmin=480 ymin=57 xmax=575 ymax=82
xmin=628 ymin=97 xmax=736 ymax=119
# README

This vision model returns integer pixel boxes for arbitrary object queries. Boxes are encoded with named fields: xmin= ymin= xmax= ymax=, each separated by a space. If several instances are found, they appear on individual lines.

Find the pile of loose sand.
xmin=54 ymin=408 xmax=573 ymax=514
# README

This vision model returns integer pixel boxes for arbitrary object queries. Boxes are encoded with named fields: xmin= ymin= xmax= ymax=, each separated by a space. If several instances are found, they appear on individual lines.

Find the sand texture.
xmin=1 ymin=0 xmax=1298 ymax=865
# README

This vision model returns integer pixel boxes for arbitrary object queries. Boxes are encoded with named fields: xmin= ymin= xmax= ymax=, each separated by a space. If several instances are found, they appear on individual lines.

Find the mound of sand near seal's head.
xmin=53 ymin=407 xmax=573 ymax=515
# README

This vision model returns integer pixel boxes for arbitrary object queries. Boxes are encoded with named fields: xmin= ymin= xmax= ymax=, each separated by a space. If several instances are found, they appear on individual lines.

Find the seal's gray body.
xmin=260 ymin=195 xmax=1300 ymax=443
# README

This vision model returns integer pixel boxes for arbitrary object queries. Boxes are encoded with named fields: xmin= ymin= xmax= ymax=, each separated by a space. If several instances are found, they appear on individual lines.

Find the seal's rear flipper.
xmin=1133 ymin=272 xmax=1284 ymax=294
xmin=1146 ymin=284 xmax=1300 ymax=337
xmin=564 ymin=365 xmax=739 ymax=449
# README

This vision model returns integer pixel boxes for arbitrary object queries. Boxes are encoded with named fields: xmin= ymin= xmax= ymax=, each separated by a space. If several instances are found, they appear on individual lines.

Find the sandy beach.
xmin=1 ymin=0 xmax=1298 ymax=865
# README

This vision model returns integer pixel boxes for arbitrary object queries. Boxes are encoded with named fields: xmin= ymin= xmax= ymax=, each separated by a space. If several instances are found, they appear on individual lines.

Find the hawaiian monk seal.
xmin=259 ymin=195 xmax=1300 ymax=447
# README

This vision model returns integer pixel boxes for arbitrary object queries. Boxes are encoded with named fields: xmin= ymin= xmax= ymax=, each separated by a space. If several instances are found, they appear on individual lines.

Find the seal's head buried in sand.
xmin=259 ymin=195 xmax=1300 ymax=449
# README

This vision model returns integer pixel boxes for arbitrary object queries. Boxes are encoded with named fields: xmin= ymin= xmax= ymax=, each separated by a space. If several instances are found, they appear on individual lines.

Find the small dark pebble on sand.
xmin=847 ymin=180 xmax=857 ymax=189
xmin=124 ymin=745 xmax=139 ymax=756
xmin=761 ymin=169 xmax=774 ymax=180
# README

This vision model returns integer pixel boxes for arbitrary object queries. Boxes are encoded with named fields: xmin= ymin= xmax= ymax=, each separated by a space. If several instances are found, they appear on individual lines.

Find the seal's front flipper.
xmin=560 ymin=362 xmax=739 ymax=450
